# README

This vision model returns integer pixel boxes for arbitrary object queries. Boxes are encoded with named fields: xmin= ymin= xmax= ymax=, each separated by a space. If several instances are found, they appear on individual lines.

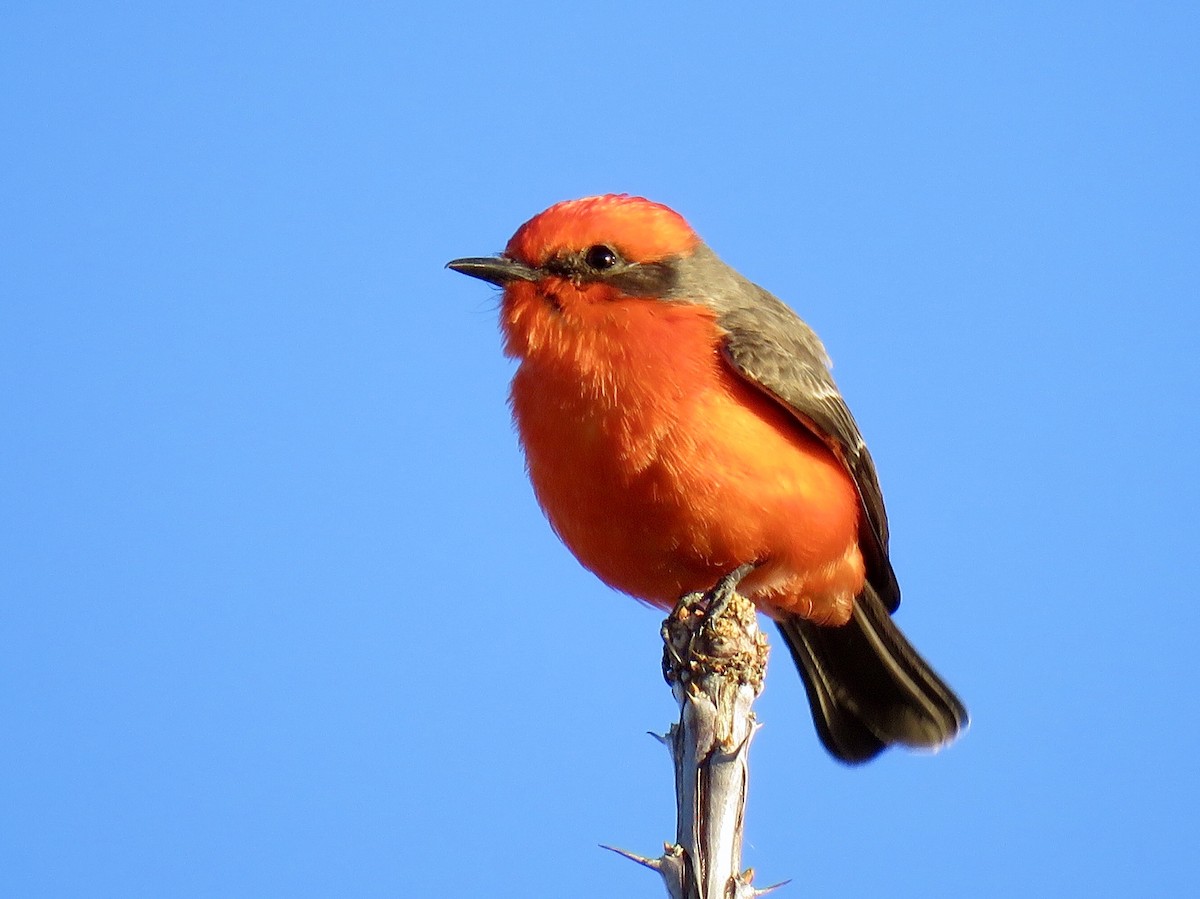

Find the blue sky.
xmin=3 ymin=2 xmax=1198 ymax=896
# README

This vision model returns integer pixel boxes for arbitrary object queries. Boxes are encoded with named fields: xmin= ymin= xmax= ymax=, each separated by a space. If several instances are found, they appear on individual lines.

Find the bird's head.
xmin=448 ymin=195 xmax=749 ymax=361
xmin=448 ymin=194 xmax=703 ymax=301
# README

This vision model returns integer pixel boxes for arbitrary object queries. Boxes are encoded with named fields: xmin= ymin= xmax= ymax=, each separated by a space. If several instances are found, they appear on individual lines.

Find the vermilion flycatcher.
xmin=449 ymin=194 xmax=966 ymax=763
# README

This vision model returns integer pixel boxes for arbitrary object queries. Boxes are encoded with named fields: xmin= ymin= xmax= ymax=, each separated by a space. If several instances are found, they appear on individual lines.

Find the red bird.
xmin=450 ymin=195 xmax=966 ymax=762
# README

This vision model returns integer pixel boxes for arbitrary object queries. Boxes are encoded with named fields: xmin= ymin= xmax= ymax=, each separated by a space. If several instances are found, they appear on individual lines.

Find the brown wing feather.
xmin=716 ymin=284 xmax=900 ymax=611
xmin=659 ymin=247 xmax=966 ymax=760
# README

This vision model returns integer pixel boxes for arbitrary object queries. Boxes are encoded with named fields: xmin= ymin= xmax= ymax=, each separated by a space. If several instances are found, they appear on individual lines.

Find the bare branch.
xmin=611 ymin=577 xmax=775 ymax=898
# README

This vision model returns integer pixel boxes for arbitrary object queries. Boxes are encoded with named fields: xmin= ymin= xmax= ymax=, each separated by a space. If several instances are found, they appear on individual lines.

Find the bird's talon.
xmin=703 ymin=562 xmax=756 ymax=625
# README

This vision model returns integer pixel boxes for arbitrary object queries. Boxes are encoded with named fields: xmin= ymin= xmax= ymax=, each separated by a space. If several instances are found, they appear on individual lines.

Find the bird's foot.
xmin=663 ymin=563 xmax=758 ymax=680
xmin=702 ymin=562 xmax=756 ymax=624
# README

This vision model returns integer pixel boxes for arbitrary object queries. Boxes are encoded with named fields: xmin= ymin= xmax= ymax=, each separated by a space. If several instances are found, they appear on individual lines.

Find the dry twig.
xmin=607 ymin=568 xmax=786 ymax=898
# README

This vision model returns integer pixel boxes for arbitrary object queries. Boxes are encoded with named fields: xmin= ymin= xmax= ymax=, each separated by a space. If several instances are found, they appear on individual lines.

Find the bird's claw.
xmin=702 ymin=562 xmax=756 ymax=624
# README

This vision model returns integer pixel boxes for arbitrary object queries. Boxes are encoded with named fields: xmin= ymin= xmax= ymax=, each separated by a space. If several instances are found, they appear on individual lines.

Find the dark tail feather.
xmin=776 ymin=585 xmax=968 ymax=764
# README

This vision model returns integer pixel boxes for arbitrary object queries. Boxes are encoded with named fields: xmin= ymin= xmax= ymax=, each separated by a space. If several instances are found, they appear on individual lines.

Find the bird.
xmin=448 ymin=194 xmax=966 ymax=763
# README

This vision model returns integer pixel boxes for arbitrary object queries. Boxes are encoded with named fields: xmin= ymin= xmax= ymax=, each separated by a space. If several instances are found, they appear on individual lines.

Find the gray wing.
xmin=717 ymin=284 xmax=901 ymax=611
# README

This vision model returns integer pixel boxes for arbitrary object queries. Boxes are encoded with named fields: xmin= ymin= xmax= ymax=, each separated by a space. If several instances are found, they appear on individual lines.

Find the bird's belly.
xmin=511 ymin=356 xmax=865 ymax=623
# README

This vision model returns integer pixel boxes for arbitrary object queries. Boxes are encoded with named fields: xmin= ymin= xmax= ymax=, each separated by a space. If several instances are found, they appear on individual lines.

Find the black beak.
xmin=446 ymin=256 xmax=539 ymax=286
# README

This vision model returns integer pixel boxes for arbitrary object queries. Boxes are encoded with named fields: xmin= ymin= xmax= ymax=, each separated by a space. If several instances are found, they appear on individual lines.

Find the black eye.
xmin=584 ymin=244 xmax=619 ymax=271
